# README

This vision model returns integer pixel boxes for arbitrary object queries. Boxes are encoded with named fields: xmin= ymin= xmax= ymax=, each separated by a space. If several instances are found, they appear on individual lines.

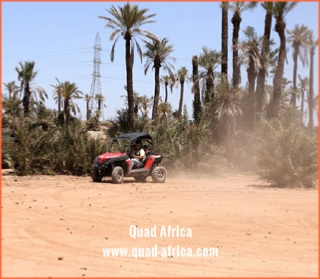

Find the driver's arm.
xmin=132 ymin=149 xmax=145 ymax=160
xmin=132 ymin=154 xmax=144 ymax=160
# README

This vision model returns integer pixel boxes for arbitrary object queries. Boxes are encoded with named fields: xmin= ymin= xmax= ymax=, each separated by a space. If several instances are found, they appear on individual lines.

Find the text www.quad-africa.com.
xmin=103 ymin=245 xmax=219 ymax=259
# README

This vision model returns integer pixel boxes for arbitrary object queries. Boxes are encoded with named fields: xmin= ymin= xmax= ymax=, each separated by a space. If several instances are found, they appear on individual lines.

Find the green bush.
xmin=255 ymin=111 xmax=318 ymax=188
xmin=3 ymin=116 xmax=109 ymax=175
xmin=51 ymin=122 xmax=109 ymax=175
xmin=150 ymin=117 xmax=227 ymax=175
xmin=2 ymin=117 xmax=59 ymax=174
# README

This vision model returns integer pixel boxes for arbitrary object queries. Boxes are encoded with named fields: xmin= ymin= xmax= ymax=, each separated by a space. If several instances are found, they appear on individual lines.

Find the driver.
xmin=130 ymin=139 xmax=145 ymax=170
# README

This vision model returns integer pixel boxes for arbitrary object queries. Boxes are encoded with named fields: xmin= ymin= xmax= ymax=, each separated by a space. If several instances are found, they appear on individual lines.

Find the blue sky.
xmin=2 ymin=1 xmax=319 ymax=120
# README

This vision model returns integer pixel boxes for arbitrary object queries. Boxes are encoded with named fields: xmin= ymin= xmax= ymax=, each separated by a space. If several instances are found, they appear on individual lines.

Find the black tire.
xmin=151 ymin=166 xmax=167 ymax=183
xmin=111 ymin=166 xmax=124 ymax=184
xmin=134 ymin=176 xmax=147 ymax=182
xmin=91 ymin=167 xmax=102 ymax=182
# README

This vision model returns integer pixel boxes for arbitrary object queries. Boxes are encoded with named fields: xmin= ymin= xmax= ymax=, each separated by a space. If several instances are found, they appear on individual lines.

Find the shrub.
xmin=52 ymin=122 xmax=109 ymax=175
xmin=3 ymin=117 xmax=59 ymax=174
xmin=3 ymin=116 xmax=109 ymax=175
xmin=255 ymin=111 xmax=318 ymax=188
xmin=150 ymin=117 xmax=227 ymax=175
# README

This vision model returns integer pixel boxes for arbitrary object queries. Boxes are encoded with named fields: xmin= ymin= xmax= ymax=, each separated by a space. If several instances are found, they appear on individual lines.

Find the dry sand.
xmin=2 ymin=171 xmax=318 ymax=277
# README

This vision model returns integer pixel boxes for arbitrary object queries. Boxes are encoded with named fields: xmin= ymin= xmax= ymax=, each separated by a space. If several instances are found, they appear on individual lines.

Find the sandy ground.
xmin=2 ymin=171 xmax=318 ymax=277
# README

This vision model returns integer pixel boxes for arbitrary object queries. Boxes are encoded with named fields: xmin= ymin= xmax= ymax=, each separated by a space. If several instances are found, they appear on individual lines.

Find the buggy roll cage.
xmin=107 ymin=133 xmax=153 ymax=153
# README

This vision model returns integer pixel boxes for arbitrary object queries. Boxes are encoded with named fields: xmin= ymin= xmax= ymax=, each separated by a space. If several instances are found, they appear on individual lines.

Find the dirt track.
xmin=2 ymin=172 xmax=318 ymax=277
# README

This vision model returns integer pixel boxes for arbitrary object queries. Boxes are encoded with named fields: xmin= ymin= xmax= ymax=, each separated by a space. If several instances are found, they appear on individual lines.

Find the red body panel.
xmin=144 ymin=154 xmax=161 ymax=169
xmin=97 ymin=152 xmax=126 ymax=163
xmin=126 ymin=159 xmax=132 ymax=170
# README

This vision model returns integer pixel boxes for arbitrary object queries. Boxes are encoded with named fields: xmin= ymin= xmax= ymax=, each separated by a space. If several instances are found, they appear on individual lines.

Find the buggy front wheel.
xmin=91 ymin=167 xmax=102 ymax=182
xmin=151 ymin=166 xmax=167 ymax=183
xmin=111 ymin=166 xmax=124 ymax=184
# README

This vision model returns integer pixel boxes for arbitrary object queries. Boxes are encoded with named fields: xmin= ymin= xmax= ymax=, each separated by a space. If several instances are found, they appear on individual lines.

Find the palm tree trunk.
xmin=268 ymin=20 xmax=286 ymax=119
xmin=58 ymin=95 xmax=61 ymax=114
xmin=209 ymin=69 xmax=215 ymax=100
xmin=192 ymin=55 xmax=201 ymax=123
xmin=246 ymin=61 xmax=256 ymax=130
xmin=256 ymin=9 xmax=272 ymax=117
xmin=165 ymin=82 xmax=168 ymax=103
xmin=232 ymin=12 xmax=241 ymax=88
xmin=255 ymin=69 xmax=266 ymax=116
xmin=178 ymin=81 xmax=184 ymax=117
xmin=125 ymin=33 xmax=134 ymax=127
xmin=86 ymin=100 xmax=90 ymax=121
xmin=23 ymin=83 xmax=30 ymax=116
xmin=133 ymin=94 xmax=139 ymax=116
xmin=203 ymin=70 xmax=214 ymax=104
xmin=291 ymin=51 xmax=298 ymax=107
xmin=64 ymin=99 xmax=69 ymax=126
xmin=152 ymin=63 xmax=161 ymax=121
xmin=300 ymin=89 xmax=304 ymax=115
xmin=308 ymin=48 xmax=314 ymax=128
xmin=221 ymin=2 xmax=228 ymax=75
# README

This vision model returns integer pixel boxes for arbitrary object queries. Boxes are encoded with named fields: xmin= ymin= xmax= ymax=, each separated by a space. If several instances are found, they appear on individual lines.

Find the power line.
xmin=2 ymin=61 xmax=92 ymax=73
xmin=2 ymin=49 xmax=92 ymax=61
xmin=36 ymin=75 xmax=92 ymax=82
xmin=4 ymin=31 xmax=96 ymax=44
xmin=2 ymin=47 xmax=91 ymax=59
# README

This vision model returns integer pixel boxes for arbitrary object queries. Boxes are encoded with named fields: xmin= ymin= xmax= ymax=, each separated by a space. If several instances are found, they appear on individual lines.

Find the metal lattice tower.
xmin=90 ymin=32 xmax=103 ymax=118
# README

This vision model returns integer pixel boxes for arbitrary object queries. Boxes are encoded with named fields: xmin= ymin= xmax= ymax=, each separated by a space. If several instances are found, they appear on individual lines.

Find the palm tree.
xmin=238 ymin=26 xmax=263 ymax=130
xmin=158 ymin=101 xmax=173 ymax=121
xmin=60 ymin=81 xmax=83 ymax=126
xmin=123 ymin=85 xmax=141 ymax=117
xmin=307 ymin=96 xmax=318 ymax=126
xmin=3 ymin=81 xmax=19 ymax=100
xmin=50 ymin=77 xmax=63 ymax=114
xmin=286 ymin=24 xmax=310 ymax=107
xmin=214 ymin=82 xmax=242 ymax=122
xmin=192 ymin=55 xmax=201 ymax=123
xmin=256 ymin=2 xmax=273 ymax=117
xmin=297 ymin=75 xmax=308 ymax=117
xmin=176 ymin=67 xmax=189 ymax=117
xmin=169 ymin=74 xmax=177 ymax=93
xmin=138 ymin=94 xmax=153 ymax=116
xmin=143 ymin=37 xmax=175 ymax=121
xmin=15 ymin=61 xmax=47 ymax=116
xmin=99 ymin=2 xmax=156 ymax=127
xmin=267 ymin=2 xmax=297 ymax=118
xmin=198 ymin=47 xmax=222 ymax=103
xmin=84 ymin=94 xmax=92 ymax=121
xmin=267 ymin=47 xmax=280 ymax=79
xmin=95 ymin=93 xmax=105 ymax=118
xmin=221 ymin=2 xmax=229 ymax=75
xmin=213 ymin=77 xmax=242 ymax=160
xmin=2 ymin=82 xmax=21 ymax=118
xmin=306 ymin=30 xmax=318 ymax=128
xmin=2 ymin=96 xmax=22 ymax=117
xmin=160 ymin=75 xmax=174 ymax=103
xmin=229 ymin=2 xmax=257 ymax=88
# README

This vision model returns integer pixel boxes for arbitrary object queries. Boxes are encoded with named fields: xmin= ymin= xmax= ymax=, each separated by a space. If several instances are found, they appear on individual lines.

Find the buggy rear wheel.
xmin=151 ymin=166 xmax=167 ymax=183
xmin=111 ymin=166 xmax=124 ymax=184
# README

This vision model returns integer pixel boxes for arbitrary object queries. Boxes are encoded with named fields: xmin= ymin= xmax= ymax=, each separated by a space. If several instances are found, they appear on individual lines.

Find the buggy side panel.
xmin=144 ymin=154 xmax=162 ymax=169
xmin=125 ymin=159 xmax=133 ymax=173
